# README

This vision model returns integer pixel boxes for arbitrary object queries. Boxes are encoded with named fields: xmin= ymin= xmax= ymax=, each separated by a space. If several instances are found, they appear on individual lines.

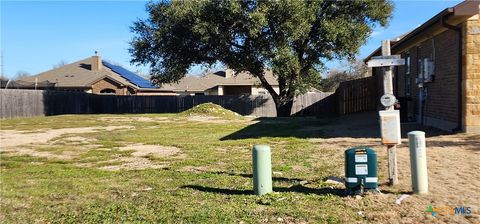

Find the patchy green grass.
xmin=0 ymin=114 xmax=359 ymax=223
xmin=2 ymin=113 xmax=478 ymax=223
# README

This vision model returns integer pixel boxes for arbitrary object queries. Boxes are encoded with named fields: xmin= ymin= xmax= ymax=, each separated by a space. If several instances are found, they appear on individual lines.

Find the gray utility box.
xmin=379 ymin=110 xmax=401 ymax=145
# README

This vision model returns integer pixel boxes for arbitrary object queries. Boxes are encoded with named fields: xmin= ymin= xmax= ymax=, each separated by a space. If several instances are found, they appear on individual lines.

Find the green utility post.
xmin=252 ymin=145 xmax=273 ymax=196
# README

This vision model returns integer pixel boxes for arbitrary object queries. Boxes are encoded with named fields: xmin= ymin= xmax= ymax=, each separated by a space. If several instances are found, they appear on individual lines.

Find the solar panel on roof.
xmin=102 ymin=61 xmax=155 ymax=88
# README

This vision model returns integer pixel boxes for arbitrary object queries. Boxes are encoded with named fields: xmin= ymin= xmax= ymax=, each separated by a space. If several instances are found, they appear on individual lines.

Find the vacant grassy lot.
xmin=1 ymin=112 xmax=479 ymax=223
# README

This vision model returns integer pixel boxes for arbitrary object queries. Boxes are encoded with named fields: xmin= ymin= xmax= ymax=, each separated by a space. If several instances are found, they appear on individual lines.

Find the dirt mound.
xmin=179 ymin=103 xmax=243 ymax=120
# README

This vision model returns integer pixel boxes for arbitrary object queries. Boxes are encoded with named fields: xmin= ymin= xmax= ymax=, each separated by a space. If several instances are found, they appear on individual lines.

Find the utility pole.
xmin=367 ymin=40 xmax=404 ymax=186
xmin=381 ymin=40 xmax=398 ymax=185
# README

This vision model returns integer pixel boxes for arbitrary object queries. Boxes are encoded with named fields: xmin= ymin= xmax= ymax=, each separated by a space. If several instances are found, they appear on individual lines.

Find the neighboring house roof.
xmin=164 ymin=76 xmax=210 ymax=92
xmin=22 ymin=57 xmax=160 ymax=90
xmin=162 ymin=70 xmax=278 ymax=92
xmin=208 ymin=70 xmax=278 ymax=86
xmin=364 ymin=0 xmax=479 ymax=62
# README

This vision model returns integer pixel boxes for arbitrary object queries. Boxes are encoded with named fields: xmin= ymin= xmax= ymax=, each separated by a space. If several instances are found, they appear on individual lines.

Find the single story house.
xmin=161 ymin=69 xmax=281 ymax=96
xmin=21 ymin=54 xmax=175 ymax=95
xmin=365 ymin=0 xmax=479 ymax=133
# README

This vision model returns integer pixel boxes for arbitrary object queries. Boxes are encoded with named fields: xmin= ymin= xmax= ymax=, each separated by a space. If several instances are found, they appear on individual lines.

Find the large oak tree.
xmin=130 ymin=0 xmax=393 ymax=116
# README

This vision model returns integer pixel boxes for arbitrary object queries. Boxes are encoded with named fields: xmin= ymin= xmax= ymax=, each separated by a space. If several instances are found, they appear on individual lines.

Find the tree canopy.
xmin=14 ymin=71 xmax=31 ymax=80
xmin=130 ymin=0 xmax=393 ymax=116
xmin=320 ymin=59 xmax=370 ymax=92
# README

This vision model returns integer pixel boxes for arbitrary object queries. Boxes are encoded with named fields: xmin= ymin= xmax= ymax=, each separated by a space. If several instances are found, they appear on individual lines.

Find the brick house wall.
xmin=372 ymin=29 xmax=461 ymax=130
xmin=421 ymin=30 xmax=460 ymax=129
xmin=367 ymin=2 xmax=479 ymax=133
xmin=371 ymin=20 xmax=480 ymax=132
xmin=91 ymin=78 xmax=128 ymax=95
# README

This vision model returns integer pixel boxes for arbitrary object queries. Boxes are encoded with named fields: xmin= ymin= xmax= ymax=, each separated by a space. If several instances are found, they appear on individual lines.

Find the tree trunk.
xmin=274 ymin=97 xmax=294 ymax=117
xmin=252 ymin=71 xmax=294 ymax=117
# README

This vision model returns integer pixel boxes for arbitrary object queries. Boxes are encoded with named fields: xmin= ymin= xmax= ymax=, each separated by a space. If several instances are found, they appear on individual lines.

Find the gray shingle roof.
xmin=22 ymin=57 xmax=278 ymax=93
xmin=162 ymin=70 xmax=278 ymax=92
xmin=22 ymin=57 xmax=151 ymax=89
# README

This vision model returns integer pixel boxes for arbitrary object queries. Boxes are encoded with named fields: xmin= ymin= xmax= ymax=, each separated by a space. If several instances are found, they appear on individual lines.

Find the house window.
xmin=258 ymin=91 xmax=266 ymax=95
xmin=405 ymin=52 xmax=411 ymax=96
xmin=100 ymin=88 xmax=116 ymax=95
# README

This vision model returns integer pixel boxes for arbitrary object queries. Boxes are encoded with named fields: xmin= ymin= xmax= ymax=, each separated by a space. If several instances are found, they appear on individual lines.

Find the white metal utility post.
xmin=367 ymin=40 xmax=405 ymax=185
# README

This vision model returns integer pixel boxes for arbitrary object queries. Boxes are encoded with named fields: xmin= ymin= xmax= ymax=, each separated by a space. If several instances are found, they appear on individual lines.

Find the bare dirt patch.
xmin=337 ymin=137 xmax=480 ymax=224
xmin=0 ymin=125 xmax=133 ymax=149
xmin=92 ymin=143 xmax=184 ymax=171
xmin=310 ymin=137 xmax=378 ymax=149
xmin=3 ymin=148 xmax=75 ymax=160
xmin=0 ymin=124 xmax=184 ymax=170
xmin=371 ymin=133 xmax=480 ymax=224
xmin=0 ymin=126 xmax=133 ymax=159
xmin=309 ymin=113 xmax=480 ymax=224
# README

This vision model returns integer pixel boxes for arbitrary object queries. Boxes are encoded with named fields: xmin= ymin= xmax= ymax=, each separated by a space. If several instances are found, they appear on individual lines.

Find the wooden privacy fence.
xmin=0 ymin=89 xmax=334 ymax=119
xmin=335 ymin=76 xmax=378 ymax=115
